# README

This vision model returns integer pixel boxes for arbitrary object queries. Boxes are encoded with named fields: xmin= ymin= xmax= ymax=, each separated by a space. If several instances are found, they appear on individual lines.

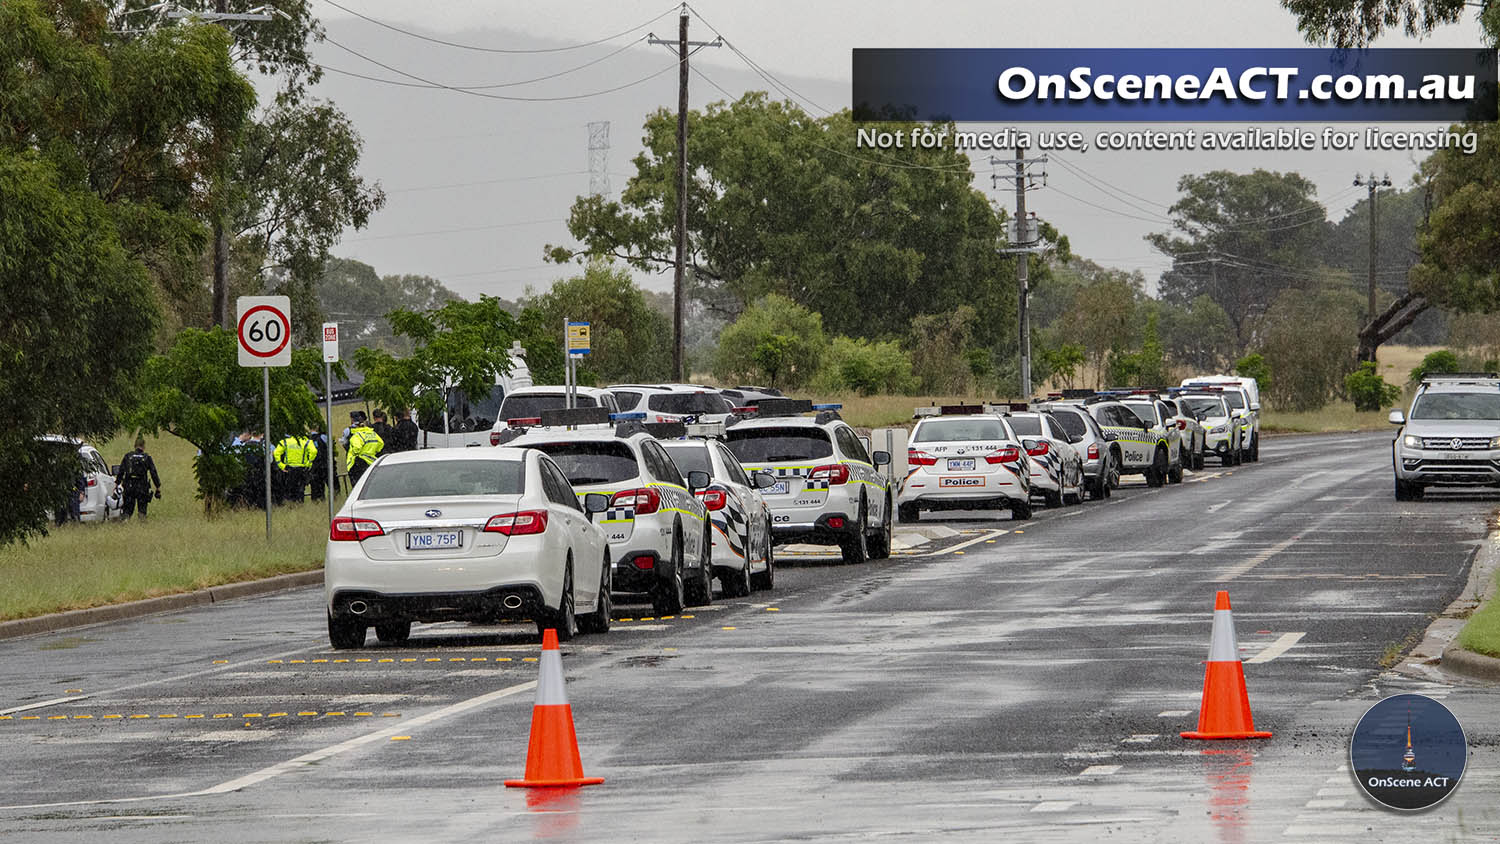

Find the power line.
xmin=684 ymin=3 xmax=833 ymax=116
xmin=318 ymin=35 xmax=650 ymax=91
xmin=317 ymin=0 xmax=677 ymax=54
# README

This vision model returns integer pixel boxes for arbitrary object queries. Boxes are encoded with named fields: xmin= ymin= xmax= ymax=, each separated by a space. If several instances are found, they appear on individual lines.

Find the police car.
xmin=1033 ymin=396 xmax=1118 ymax=500
xmin=609 ymin=384 xmax=733 ymax=424
xmin=1116 ymin=392 xmax=1184 ymax=484
xmin=722 ymin=400 xmax=893 ymax=565
xmin=899 ymin=405 xmax=1032 ymax=521
xmin=1173 ymin=389 xmax=1242 ymax=466
xmin=1182 ymin=377 xmax=1260 ymax=462
xmin=659 ymin=424 xmax=776 ymax=595
xmin=1159 ymin=396 xmax=1205 ymax=471
xmin=1084 ymin=395 xmax=1177 ymax=487
xmin=501 ymin=408 xmax=714 ymax=615
xmin=1000 ymin=408 xmax=1086 ymax=507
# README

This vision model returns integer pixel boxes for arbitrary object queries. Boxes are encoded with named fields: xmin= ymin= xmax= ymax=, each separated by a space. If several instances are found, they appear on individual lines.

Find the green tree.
xmin=521 ymin=261 xmax=672 ymax=384
xmin=1060 ymin=277 xmax=1138 ymax=388
xmin=354 ymin=297 xmax=519 ymax=425
xmin=814 ymin=337 xmax=916 ymax=396
xmin=1259 ymin=286 xmax=1364 ymax=411
xmin=1038 ymin=344 xmax=1086 ymax=389
xmin=1410 ymin=349 xmax=1461 ymax=384
xmin=713 ymin=294 xmax=828 ymax=389
xmin=316 ymin=257 xmax=466 ymax=357
xmin=133 ymin=329 xmax=330 ymax=508
xmin=547 ymin=93 xmax=1040 ymax=349
xmin=1346 ymin=362 xmax=1403 ymax=411
xmin=1149 ymin=170 xmax=1332 ymax=346
xmin=1159 ymin=295 xmax=1237 ymax=374
xmin=909 ymin=306 xmax=981 ymax=394
xmin=1234 ymin=353 xmax=1274 ymax=395
xmin=1280 ymin=0 xmax=1500 ymax=48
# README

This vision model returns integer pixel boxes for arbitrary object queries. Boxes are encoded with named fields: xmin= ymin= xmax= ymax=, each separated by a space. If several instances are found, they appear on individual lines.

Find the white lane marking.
xmin=1031 ymin=801 xmax=1076 ymax=812
xmin=201 ymin=679 xmax=536 ymax=794
xmin=1079 ymin=764 xmax=1121 ymax=776
xmin=0 ymin=695 xmax=90 ymax=716
xmin=0 ymin=678 xmax=537 ymax=810
xmin=1304 ymin=799 xmax=1347 ymax=809
xmin=1158 ymin=710 xmax=1190 ymax=717
xmin=1206 ymin=500 xmax=1232 ymax=513
xmin=1050 ymin=510 xmax=1085 ymax=519
xmin=912 ymin=528 xmax=1010 ymax=557
xmin=1245 ymin=632 xmax=1305 ymax=664
xmin=1213 ymin=536 xmax=1299 ymax=582
xmin=1121 ymin=734 xmax=1159 ymax=744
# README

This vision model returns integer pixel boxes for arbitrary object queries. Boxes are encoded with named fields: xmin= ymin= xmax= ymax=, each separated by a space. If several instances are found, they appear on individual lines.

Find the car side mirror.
xmin=755 ymin=472 xmax=777 ymax=489
xmin=686 ymin=470 xmax=711 ymax=493
xmin=583 ymin=492 xmax=610 ymax=518
xmin=872 ymin=450 xmax=891 ymax=466
xmin=1250 ymin=402 xmax=1261 ymax=411
xmin=1388 ymin=410 xmax=1406 ymax=425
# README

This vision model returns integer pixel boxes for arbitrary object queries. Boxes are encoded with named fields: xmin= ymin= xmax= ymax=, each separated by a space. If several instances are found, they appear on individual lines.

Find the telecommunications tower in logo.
xmin=1350 ymin=693 xmax=1466 ymax=811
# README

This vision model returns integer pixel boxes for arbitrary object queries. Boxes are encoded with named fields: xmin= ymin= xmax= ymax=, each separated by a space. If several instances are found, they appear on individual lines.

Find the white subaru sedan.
xmin=324 ymin=447 xmax=612 ymax=649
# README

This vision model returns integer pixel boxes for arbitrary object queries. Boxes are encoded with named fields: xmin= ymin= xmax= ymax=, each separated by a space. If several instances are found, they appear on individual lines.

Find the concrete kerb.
xmin=0 ymin=570 xmax=323 ymax=642
xmin=1397 ymin=518 xmax=1500 ymax=684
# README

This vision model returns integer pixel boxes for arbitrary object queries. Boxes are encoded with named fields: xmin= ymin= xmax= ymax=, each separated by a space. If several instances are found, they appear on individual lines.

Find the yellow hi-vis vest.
xmin=347 ymin=426 xmax=384 ymax=471
xmin=274 ymin=435 xmax=317 ymax=470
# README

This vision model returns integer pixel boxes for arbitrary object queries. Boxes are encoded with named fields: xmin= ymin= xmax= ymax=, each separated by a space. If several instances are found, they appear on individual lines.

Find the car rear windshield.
xmin=912 ymin=418 xmax=1009 ymax=443
xmin=1047 ymin=410 xmax=1087 ymax=440
xmin=501 ymin=394 xmax=597 ymax=420
xmin=648 ymin=392 xmax=724 ymax=414
xmin=524 ymin=441 xmax=641 ymax=485
xmin=659 ymin=442 xmax=712 ymax=477
xmin=359 ymin=459 xmax=523 ymax=500
xmin=1180 ymin=397 xmax=1225 ymax=417
xmin=1006 ymin=415 xmax=1042 ymax=436
xmin=612 ymin=390 xmax=643 ymax=411
xmin=1411 ymin=392 xmax=1500 ymax=420
xmin=724 ymin=428 xmax=833 ymax=462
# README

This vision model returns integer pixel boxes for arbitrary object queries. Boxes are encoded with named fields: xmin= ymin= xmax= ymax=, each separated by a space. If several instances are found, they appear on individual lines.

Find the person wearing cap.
xmin=114 ymin=435 xmax=161 ymax=520
xmin=346 ymin=411 xmax=384 ymax=485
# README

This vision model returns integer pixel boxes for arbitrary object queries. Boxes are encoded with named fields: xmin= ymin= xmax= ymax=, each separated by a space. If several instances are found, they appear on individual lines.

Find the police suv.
xmin=659 ymin=423 xmax=777 ymax=596
xmin=722 ymin=400 xmax=893 ymax=565
xmin=1085 ymin=395 xmax=1177 ymax=487
xmin=1390 ymin=373 xmax=1500 ymax=500
xmin=1001 ymin=408 xmax=1087 ymax=507
xmin=1117 ymin=392 xmax=1184 ymax=484
xmin=900 ymin=405 xmax=1032 ymax=521
xmin=500 ymin=408 xmax=713 ymax=615
xmin=1182 ymin=376 xmax=1260 ymax=462
xmin=1173 ymin=389 xmax=1242 ymax=467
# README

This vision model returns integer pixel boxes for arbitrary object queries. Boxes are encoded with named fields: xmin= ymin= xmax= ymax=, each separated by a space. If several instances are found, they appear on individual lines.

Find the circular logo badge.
xmin=1351 ymin=693 xmax=1466 ymax=811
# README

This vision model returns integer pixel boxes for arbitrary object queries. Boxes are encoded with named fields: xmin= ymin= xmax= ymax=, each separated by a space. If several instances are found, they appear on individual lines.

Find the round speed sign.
xmin=236 ymin=297 xmax=292 ymax=366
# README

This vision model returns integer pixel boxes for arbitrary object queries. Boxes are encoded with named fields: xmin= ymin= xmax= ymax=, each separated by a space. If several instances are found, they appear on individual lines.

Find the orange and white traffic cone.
xmin=504 ymin=628 xmax=605 ymax=788
xmin=1180 ymin=591 xmax=1272 ymax=741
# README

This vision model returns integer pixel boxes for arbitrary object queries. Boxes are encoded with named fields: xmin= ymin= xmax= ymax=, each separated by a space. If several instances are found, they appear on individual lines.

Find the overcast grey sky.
xmin=297 ymin=0 xmax=1489 ymax=300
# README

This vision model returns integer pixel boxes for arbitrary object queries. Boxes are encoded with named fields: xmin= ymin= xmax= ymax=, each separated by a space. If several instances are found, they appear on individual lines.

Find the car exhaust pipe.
xmin=348 ymin=600 xmax=369 ymax=615
xmin=501 ymin=594 xmax=523 ymax=610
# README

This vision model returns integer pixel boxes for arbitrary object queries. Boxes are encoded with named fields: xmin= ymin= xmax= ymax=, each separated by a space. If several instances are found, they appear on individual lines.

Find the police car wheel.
xmin=867 ymin=497 xmax=892 ymax=560
xmin=840 ymin=503 xmax=869 ymax=565
xmin=1249 ymin=435 xmax=1260 ymax=462
xmin=1168 ymin=461 xmax=1183 ymax=484
xmin=653 ymin=531 xmax=687 ymax=615
xmin=720 ymin=558 xmax=752 ymax=598
xmin=578 ymin=554 xmax=612 ymax=634
xmin=540 ymin=563 xmax=578 ymax=643
xmin=1010 ymin=498 xmax=1032 ymax=520
xmin=685 ymin=530 xmax=714 ymax=607
xmin=374 ymin=621 xmax=411 ymax=645
xmin=328 ymin=613 xmax=366 ymax=650
xmin=1043 ymin=488 xmax=1063 ymax=508
xmin=751 ymin=522 xmax=775 ymax=591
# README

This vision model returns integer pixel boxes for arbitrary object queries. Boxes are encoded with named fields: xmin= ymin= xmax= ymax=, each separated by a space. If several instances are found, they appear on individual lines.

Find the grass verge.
xmin=1260 ymin=401 xmax=1396 ymax=434
xmin=0 ymin=424 xmax=345 ymax=623
xmin=1456 ymin=569 xmax=1500 ymax=658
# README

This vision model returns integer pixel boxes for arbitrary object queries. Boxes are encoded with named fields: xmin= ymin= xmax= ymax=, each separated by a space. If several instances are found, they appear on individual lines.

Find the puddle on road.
xmin=1202 ymin=747 xmax=1255 ymax=844
xmin=524 ymin=788 xmax=581 ymax=837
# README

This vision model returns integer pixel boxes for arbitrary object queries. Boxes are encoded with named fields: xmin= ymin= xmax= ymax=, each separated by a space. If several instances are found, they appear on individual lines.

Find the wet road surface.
xmin=1 ymin=432 xmax=1497 ymax=842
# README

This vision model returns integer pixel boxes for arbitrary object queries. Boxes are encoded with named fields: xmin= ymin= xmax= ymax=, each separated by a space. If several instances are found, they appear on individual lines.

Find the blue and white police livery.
xmin=1085 ymin=397 xmax=1175 ymax=487
xmin=1000 ymin=410 xmax=1086 ymax=508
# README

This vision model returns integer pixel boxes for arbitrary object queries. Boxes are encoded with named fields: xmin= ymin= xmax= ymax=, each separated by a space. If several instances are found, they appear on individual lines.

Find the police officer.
xmin=346 ymin=411 xmax=384 ymax=486
xmin=392 ymin=408 xmax=419 ymax=453
xmin=115 ymin=435 xmax=161 ymax=520
xmin=273 ymin=430 xmax=318 ymax=504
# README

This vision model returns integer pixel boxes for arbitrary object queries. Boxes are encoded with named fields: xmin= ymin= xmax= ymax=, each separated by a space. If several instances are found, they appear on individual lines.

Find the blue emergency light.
xmin=811 ymin=403 xmax=843 ymax=411
xmin=609 ymin=412 xmax=647 ymax=421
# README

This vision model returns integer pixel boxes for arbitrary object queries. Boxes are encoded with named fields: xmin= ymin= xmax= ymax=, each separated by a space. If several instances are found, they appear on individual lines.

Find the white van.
xmin=416 ymin=353 xmax=533 ymax=448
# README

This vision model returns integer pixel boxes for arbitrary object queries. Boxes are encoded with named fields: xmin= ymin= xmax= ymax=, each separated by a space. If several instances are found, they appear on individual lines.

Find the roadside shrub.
xmin=1234 ymin=353 xmax=1273 ymax=395
xmin=813 ymin=336 xmax=916 ymax=396
xmin=1409 ymin=349 xmax=1460 ymax=384
xmin=1345 ymin=362 xmax=1401 ymax=411
xmin=712 ymin=294 xmax=827 ymax=389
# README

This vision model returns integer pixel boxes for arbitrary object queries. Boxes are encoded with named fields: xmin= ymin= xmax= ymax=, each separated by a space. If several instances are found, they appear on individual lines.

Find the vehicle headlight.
xmin=1209 ymin=425 xmax=1226 ymax=434
xmin=1402 ymin=434 xmax=1421 ymax=449
xmin=1490 ymin=435 xmax=1500 ymax=449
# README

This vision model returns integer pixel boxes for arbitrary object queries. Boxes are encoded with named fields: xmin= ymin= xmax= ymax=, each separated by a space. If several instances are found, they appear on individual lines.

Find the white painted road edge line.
xmin=1245 ymin=632 xmax=1305 ymax=664
xmin=913 ymin=528 xmax=1011 ymax=557
xmin=0 ymin=679 xmax=537 ymax=810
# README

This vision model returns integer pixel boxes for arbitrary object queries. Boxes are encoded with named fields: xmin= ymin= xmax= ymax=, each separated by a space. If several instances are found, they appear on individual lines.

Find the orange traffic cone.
xmin=504 ymin=628 xmax=605 ymax=788
xmin=1180 ymin=591 xmax=1272 ymax=741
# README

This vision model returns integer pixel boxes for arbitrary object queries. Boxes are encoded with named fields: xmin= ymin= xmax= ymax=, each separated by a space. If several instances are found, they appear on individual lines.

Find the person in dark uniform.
xmin=114 ymin=436 xmax=161 ymax=520
xmin=392 ymin=408 xmax=419 ymax=452
xmin=371 ymin=409 xmax=394 ymax=450
xmin=309 ymin=426 xmax=331 ymax=502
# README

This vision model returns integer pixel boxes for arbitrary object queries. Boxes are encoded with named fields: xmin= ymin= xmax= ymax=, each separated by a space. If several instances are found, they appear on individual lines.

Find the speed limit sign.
xmin=236 ymin=296 xmax=292 ymax=367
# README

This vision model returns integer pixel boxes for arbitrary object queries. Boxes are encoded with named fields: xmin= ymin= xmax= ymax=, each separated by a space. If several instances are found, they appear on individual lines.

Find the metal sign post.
xmin=237 ymin=296 xmax=292 ymax=542
xmin=322 ymin=322 xmax=339 ymax=524
xmin=566 ymin=320 xmax=590 ymax=411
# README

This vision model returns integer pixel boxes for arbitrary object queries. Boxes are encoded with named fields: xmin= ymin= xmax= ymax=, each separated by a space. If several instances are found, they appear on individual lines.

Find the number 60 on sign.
xmin=236 ymin=296 xmax=292 ymax=367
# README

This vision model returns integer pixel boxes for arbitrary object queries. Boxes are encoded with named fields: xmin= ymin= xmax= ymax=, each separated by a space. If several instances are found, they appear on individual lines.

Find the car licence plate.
xmin=947 ymin=458 xmax=976 ymax=472
xmin=767 ymin=481 xmax=788 ymax=495
xmin=407 ymin=530 xmax=462 ymax=551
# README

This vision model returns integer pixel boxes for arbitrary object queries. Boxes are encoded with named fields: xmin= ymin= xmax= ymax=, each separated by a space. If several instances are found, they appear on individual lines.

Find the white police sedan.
xmin=324 ymin=447 xmax=613 ymax=648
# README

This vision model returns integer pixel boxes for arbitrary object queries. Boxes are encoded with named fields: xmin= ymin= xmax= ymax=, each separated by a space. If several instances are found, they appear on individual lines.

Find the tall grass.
xmin=1260 ymin=402 xmax=1396 ymax=434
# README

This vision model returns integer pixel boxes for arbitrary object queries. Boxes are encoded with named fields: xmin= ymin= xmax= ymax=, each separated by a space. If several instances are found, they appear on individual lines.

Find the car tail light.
xmin=507 ymin=417 xmax=541 ymax=427
xmin=731 ymin=406 xmax=756 ymax=414
xmin=697 ymin=489 xmax=727 ymax=510
xmin=330 ymin=517 xmax=384 ymax=541
xmin=488 ymin=431 xmax=502 ymax=446
xmin=86 ymin=477 xmax=98 ymax=487
xmin=827 ymin=516 xmax=845 ymax=529
xmin=1087 ymin=443 xmax=1100 ymax=460
xmin=907 ymin=450 xmax=938 ymax=466
xmin=629 ymin=554 xmax=655 ymax=570
xmin=985 ymin=447 xmax=1021 ymax=464
xmin=611 ymin=488 xmax=661 ymax=515
xmin=1026 ymin=441 xmax=1050 ymax=457
xmin=484 ymin=510 xmax=549 ymax=535
xmin=1177 ymin=419 xmax=1187 ymax=430
xmin=810 ymin=464 xmax=850 ymax=484
xmin=655 ymin=415 xmax=676 ymax=423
